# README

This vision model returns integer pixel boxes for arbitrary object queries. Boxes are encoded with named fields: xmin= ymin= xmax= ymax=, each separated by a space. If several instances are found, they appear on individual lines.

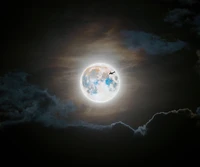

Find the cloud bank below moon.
xmin=0 ymin=72 xmax=199 ymax=137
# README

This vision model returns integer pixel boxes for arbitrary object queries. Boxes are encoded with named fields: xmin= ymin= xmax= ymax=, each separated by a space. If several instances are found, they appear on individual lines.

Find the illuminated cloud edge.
xmin=0 ymin=72 xmax=199 ymax=136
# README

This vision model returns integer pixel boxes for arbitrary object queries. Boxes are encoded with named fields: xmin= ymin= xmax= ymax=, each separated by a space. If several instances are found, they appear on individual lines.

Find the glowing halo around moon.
xmin=80 ymin=63 xmax=120 ymax=103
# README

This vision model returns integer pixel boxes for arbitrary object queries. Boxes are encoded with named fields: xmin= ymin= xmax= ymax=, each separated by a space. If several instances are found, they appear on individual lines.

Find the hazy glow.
xmin=80 ymin=63 xmax=120 ymax=103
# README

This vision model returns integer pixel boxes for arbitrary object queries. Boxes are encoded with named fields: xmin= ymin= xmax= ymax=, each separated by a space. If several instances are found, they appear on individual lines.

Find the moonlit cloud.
xmin=1 ymin=72 xmax=199 ymax=137
xmin=121 ymin=30 xmax=187 ymax=55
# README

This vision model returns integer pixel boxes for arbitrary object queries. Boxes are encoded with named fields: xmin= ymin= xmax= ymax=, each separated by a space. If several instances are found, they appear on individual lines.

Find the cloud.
xmin=197 ymin=50 xmax=200 ymax=64
xmin=193 ymin=14 xmax=200 ymax=35
xmin=164 ymin=8 xmax=200 ymax=35
xmin=121 ymin=30 xmax=187 ymax=55
xmin=138 ymin=108 xmax=198 ymax=135
xmin=193 ymin=14 xmax=200 ymax=25
xmin=196 ymin=107 xmax=200 ymax=114
xmin=57 ymin=107 xmax=199 ymax=136
xmin=164 ymin=8 xmax=192 ymax=27
xmin=0 ymin=72 xmax=76 ymax=127
xmin=196 ymin=50 xmax=200 ymax=76
xmin=178 ymin=0 xmax=198 ymax=5
xmin=0 ymin=72 xmax=138 ymax=134
xmin=0 ymin=72 xmax=199 ymax=137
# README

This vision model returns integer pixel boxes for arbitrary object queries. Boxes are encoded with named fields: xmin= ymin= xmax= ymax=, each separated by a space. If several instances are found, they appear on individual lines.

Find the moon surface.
xmin=80 ymin=63 xmax=120 ymax=103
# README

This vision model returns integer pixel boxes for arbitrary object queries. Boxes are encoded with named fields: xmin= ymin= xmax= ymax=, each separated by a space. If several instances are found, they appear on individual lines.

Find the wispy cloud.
xmin=164 ymin=8 xmax=192 ymax=27
xmin=121 ymin=30 xmax=187 ymax=55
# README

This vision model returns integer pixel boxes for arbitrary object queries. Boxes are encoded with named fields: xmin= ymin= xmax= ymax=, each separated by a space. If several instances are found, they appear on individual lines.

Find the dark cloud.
xmin=164 ymin=8 xmax=200 ymax=35
xmin=1 ymin=72 xmax=199 ymax=138
xmin=178 ymin=0 xmax=198 ymax=5
xmin=197 ymin=50 xmax=200 ymax=64
xmin=0 ymin=72 xmax=76 ymax=127
xmin=164 ymin=8 xmax=192 ymax=27
xmin=136 ymin=108 xmax=199 ymax=135
xmin=197 ymin=107 xmax=200 ymax=114
xmin=193 ymin=14 xmax=200 ymax=35
xmin=196 ymin=50 xmax=200 ymax=76
xmin=1 ymin=72 xmax=200 ymax=165
xmin=121 ymin=30 xmax=187 ymax=55
xmin=0 ymin=72 xmax=139 ymax=134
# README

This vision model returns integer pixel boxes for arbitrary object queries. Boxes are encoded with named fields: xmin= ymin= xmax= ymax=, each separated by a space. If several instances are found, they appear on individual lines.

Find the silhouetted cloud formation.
xmin=196 ymin=50 xmax=200 ymax=76
xmin=197 ymin=107 xmax=200 ymax=114
xmin=121 ymin=30 xmax=186 ymax=55
xmin=178 ymin=0 xmax=198 ymax=5
xmin=0 ymin=72 xmax=140 ymax=133
xmin=1 ymin=72 xmax=199 ymax=137
xmin=0 ymin=72 xmax=76 ymax=127
xmin=164 ymin=8 xmax=192 ymax=27
xmin=193 ymin=14 xmax=200 ymax=35
xmin=164 ymin=7 xmax=200 ymax=35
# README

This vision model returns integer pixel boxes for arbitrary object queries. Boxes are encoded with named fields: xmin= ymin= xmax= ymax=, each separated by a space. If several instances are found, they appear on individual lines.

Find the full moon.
xmin=80 ymin=63 xmax=120 ymax=103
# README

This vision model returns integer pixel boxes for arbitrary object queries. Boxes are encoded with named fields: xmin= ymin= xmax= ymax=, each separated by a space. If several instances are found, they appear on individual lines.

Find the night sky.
xmin=1 ymin=0 xmax=200 ymax=165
